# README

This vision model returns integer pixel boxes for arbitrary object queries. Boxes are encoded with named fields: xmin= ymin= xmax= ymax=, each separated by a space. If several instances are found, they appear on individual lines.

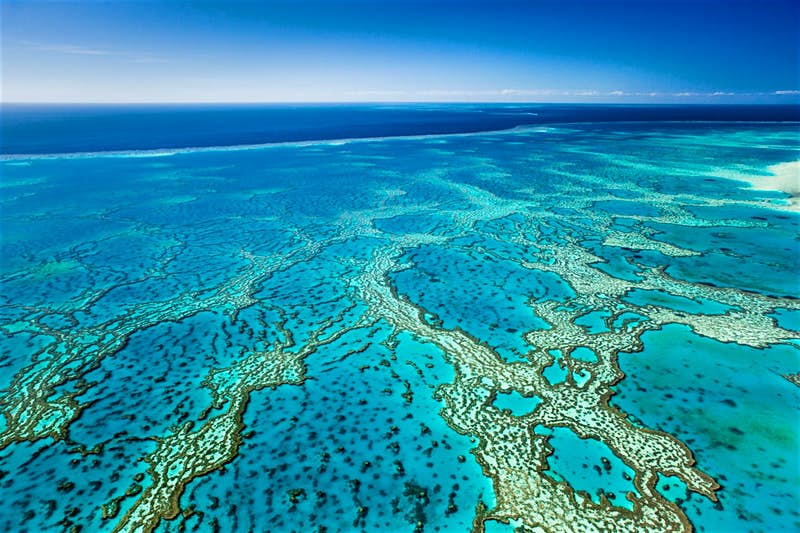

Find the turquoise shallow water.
xmin=613 ymin=325 xmax=800 ymax=532
xmin=1 ymin=122 xmax=799 ymax=532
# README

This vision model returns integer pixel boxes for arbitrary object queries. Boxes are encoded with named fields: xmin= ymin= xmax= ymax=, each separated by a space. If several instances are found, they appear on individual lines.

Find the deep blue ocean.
xmin=2 ymin=103 xmax=799 ymax=154
xmin=0 ymin=105 xmax=798 ymax=533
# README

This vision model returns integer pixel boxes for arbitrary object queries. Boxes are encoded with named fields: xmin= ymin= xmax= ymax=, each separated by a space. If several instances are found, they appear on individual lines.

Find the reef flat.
xmin=1 ymin=122 xmax=798 ymax=532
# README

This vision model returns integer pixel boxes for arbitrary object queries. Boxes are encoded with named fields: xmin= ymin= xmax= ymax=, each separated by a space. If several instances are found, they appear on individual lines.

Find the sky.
xmin=1 ymin=0 xmax=798 ymax=103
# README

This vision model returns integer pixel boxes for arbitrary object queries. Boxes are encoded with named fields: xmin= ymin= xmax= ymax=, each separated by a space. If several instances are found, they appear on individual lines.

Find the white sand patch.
xmin=718 ymin=160 xmax=800 ymax=210
xmin=746 ymin=161 xmax=800 ymax=210
xmin=747 ymin=161 xmax=800 ymax=196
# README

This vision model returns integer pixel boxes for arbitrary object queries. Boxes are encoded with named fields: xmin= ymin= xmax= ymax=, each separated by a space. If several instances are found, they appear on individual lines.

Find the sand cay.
xmin=747 ymin=160 xmax=800 ymax=208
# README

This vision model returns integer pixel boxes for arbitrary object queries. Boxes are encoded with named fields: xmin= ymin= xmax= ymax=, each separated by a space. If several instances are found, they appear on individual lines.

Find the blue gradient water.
xmin=0 ymin=106 xmax=798 ymax=532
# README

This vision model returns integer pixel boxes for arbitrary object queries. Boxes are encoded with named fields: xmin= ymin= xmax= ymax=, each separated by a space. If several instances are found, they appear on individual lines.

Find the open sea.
xmin=0 ymin=104 xmax=798 ymax=532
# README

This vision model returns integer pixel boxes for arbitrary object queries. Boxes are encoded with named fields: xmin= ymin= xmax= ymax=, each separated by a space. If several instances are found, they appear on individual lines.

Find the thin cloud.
xmin=499 ymin=89 xmax=557 ymax=96
xmin=345 ymin=88 xmax=797 ymax=101
xmin=20 ymin=40 xmax=109 ymax=56
xmin=18 ymin=40 xmax=166 ymax=63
